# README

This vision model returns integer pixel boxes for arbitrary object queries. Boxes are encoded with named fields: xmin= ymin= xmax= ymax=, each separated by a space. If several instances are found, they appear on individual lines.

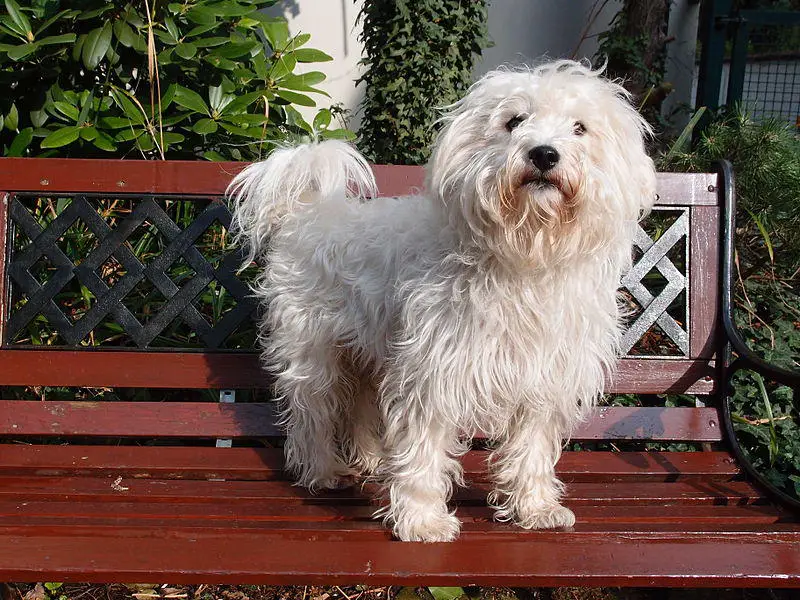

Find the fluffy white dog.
xmin=228 ymin=60 xmax=656 ymax=542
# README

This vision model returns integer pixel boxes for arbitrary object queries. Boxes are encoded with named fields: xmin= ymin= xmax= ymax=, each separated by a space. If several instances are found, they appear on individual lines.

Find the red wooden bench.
xmin=0 ymin=158 xmax=798 ymax=587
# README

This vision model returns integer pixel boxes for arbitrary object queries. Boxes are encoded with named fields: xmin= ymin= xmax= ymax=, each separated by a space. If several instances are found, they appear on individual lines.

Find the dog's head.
xmin=428 ymin=60 xmax=656 ymax=267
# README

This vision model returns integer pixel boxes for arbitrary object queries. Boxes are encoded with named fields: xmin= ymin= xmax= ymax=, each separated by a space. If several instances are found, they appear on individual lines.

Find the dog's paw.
xmin=303 ymin=467 xmax=359 ymax=492
xmin=507 ymin=501 xmax=576 ymax=530
xmin=393 ymin=509 xmax=461 ymax=542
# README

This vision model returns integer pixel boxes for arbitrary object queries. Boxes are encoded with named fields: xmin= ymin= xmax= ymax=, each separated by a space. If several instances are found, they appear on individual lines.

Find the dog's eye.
xmin=505 ymin=115 xmax=526 ymax=131
xmin=573 ymin=121 xmax=587 ymax=136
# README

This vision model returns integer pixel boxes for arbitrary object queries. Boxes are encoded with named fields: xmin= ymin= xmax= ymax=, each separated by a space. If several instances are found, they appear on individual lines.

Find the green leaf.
xmin=110 ymin=88 xmax=145 ymax=126
xmin=744 ymin=208 xmax=774 ymax=264
xmin=92 ymin=131 xmax=117 ymax=152
xmin=192 ymin=118 xmax=218 ymax=134
xmin=321 ymin=128 xmax=355 ymax=141
xmin=193 ymin=36 xmax=229 ymax=48
xmin=260 ymin=17 xmax=289 ymax=49
xmin=275 ymin=89 xmax=315 ymax=107
xmin=97 ymin=116 xmax=135 ymax=129
xmin=37 ymin=33 xmax=77 ymax=46
xmin=185 ymin=6 xmax=217 ymax=26
xmin=7 ymin=127 xmax=33 ymax=156
xmin=40 ymin=125 xmax=82 ymax=148
xmin=291 ymin=48 xmax=333 ymax=63
xmin=269 ymin=54 xmax=296 ymax=80
xmin=203 ymin=150 xmax=227 ymax=161
xmin=82 ymin=22 xmax=112 ymax=70
xmin=72 ymin=33 xmax=85 ymax=61
xmin=5 ymin=0 xmax=32 ymax=39
xmin=79 ymin=126 xmax=97 ymax=141
xmin=113 ymin=20 xmax=138 ymax=48
xmin=8 ymin=43 xmax=39 ymax=60
xmin=212 ymin=41 xmax=258 ymax=59
xmin=173 ymin=85 xmax=210 ymax=116
xmin=5 ymin=103 xmax=19 ymax=131
xmin=163 ymin=16 xmax=180 ymax=43
xmin=30 ymin=108 xmax=48 ymax=128
xmin=219 ymin=90 xmax=265 ymax=116
xmin=428 ymin=588 xmax=465 ymax=600
xmin=281 ymin=71 xmax=326 ymax=89
xmin=286 ymin=33 xmax=311 ymax=51
xmin=313 ymin=108 xmax=331 ymax=131
xmin=53 ymin=101 xmax=79 ymax=122
xmin=175 ymin=42 xmax=197 ymax=59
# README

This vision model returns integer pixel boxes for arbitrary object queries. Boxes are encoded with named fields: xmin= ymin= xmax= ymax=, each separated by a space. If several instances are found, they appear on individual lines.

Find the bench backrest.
xmin=0 ymin=158 xmax=722 ymax=400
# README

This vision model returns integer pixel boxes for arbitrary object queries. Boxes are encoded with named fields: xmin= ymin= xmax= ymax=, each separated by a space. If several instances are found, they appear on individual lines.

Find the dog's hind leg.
xmin=273 ymin=342 xmax=358 ymax=491
xmin=344 ymin=376 xmax=384 ymax=476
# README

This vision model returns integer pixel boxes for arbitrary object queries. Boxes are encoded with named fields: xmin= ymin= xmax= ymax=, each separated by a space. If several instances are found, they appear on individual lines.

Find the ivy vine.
xmin=356 ymin=0 xmax=490 ymax=165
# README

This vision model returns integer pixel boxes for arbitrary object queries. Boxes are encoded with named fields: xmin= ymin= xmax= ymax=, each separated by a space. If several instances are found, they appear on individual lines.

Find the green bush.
xmin=0 ymin=0 xmax=350 ymax=160
xmin=356 ymin=0 xmax=490 ymax=165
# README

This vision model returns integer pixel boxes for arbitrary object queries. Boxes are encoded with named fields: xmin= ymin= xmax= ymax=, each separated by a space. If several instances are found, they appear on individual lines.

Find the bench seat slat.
xmin=0 ymin=532 xmax=797 ymax=586
xmin=0 ymin=351 xmax=716 ymax=393
xmin=0 ymin=401 xmax=723 ymax=441
xmin=5 ymin=519 xmax=798 ymax=540
xmin=0 ymin=445 xmax=740 ymax=481
xmin=0 ymin=499 xmax=783 ymax=526
xmin=0 ymin=477 xmax=764 ymax=505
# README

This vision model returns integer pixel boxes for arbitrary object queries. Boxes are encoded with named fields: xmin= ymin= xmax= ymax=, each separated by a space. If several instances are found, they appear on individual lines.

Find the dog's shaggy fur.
xmin=228 ymin=60 xmax=656 ymax=542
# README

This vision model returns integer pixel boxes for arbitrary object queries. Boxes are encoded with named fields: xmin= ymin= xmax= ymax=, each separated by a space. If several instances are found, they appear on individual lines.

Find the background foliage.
xmin=356 ymin=0 xmax=490 ymax=165
xmin=0 ymin=0 xmax=349 ymax=160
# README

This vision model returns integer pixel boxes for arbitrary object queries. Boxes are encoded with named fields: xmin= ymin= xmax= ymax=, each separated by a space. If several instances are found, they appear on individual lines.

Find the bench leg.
xmin=489 ymin=415 xmax=576 ymax=530
xmin=378 ymin=407 xmax=466 ymax=542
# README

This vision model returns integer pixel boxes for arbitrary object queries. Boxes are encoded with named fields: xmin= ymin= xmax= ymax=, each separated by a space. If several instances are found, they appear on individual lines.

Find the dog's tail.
xmin=227 ymin=140 xmax=377 ymax=263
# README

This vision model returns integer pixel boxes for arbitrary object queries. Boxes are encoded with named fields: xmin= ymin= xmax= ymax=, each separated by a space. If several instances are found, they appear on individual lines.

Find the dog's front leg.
xmin=489 ymin=413 xmax=575 ymax=529
xmin=379 ymin=403 xmax=464 ymax=542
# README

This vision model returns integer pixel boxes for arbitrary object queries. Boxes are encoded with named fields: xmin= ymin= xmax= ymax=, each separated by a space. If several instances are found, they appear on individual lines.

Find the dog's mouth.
xmin=521 ymin=173 xmax=557 ymax=189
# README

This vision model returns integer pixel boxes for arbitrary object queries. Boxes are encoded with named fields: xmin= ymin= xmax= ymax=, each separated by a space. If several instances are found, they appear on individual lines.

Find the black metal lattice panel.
xmin=5 ymin=194 xmax=258 ymax=349
xmin=4 ymin=196 xmax=690 ymax=357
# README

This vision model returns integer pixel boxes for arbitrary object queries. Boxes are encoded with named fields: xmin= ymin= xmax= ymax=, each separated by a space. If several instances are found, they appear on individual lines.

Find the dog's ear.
xmin=602 ymin=81 xmax=658 ymax=220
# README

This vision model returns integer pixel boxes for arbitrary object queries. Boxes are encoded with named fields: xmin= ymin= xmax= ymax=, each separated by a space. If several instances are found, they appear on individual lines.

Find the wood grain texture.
xmin=0 ymin=532 xmax=797 ymax=586
xmin=0 ymin=401 xmax=723 ymax=441
xmin=0 ymin=159 xmax=714 ymax=205
xmin=655 ymin=173 xmax=719 ymax=206
xmin=0 ymin=350 xmax=716 ymax=392
xmin=0 ymin=446 xmax=740 ymax=482
xmin=690 ymin=205 xmax=723 ymax=359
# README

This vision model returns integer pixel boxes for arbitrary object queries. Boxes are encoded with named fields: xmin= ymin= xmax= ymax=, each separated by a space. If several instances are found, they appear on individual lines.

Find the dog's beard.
xmin=473 ymin=158 xmax=584 ymax=267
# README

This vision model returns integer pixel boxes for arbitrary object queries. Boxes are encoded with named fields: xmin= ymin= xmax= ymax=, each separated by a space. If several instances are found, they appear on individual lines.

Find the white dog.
xmin=228 ymin=60 xmax=656 ymax=542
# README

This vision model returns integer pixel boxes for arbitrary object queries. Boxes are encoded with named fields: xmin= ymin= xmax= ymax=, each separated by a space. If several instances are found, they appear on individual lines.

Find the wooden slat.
xmin=0 ymin=400 xmax=281 ymax=438
xmin=690 ymin=205 xmax=722 ymax=358
xmin=0 ymin=349 xmax=716 ymax=392
xmin=0 ymin=445 xmax=740 ymax=482
xmin=655 ymin=173 xmax=719 ymax=206
xmin=0 ymin=159 xmax=716 ymax=205
xmin=0 ymin=158 xmax=424 ymax=199
xmin=573 ymin=406 xmax=723 ymax=441
xmin=0 ymin=531 xmax=797 ymax=586
xmin=0 ymin=401 xmax=722 ymax=441
xmin=0 ymin=476 xmax=765 ymax=506
xmin=3 ymin=518 xmax=798 ymax=541
xmin=0 ymin=350 xmax=265 ymax=388
xmin=0 ymin=500 xmax=781 ymax=525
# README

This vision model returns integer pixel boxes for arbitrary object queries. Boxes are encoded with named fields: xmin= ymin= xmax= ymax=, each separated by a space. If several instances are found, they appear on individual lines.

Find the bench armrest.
xmin=716 ymin=159 xmax=800 ymax=512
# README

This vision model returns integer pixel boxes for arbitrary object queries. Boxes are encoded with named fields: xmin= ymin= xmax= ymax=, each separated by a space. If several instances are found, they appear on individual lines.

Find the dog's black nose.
xmin=529 ymin=145 xmax=560 ymax=171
